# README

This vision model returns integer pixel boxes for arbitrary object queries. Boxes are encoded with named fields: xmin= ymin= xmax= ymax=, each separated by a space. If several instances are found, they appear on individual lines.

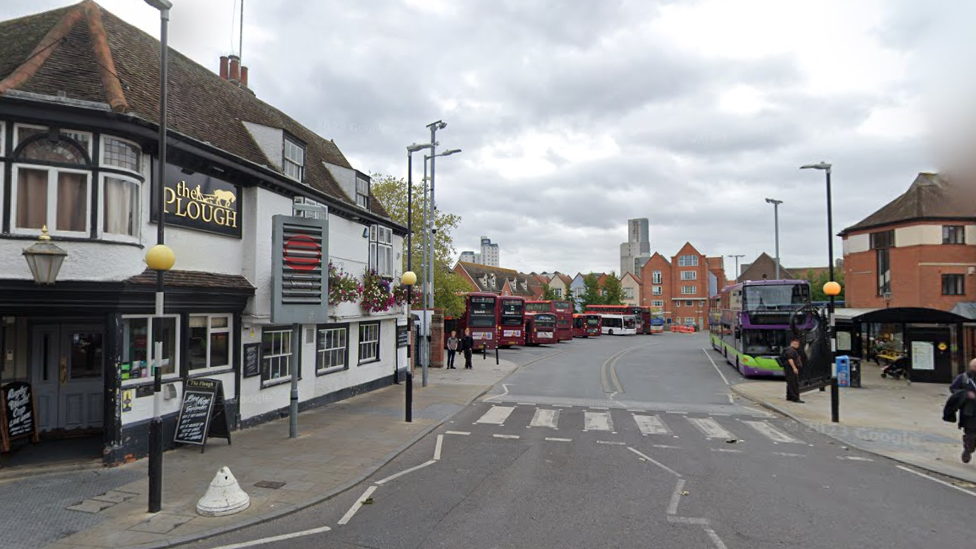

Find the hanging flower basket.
xmin=329 ymin=262 xmax=361 ymax=306
xmin=361 ymin=269 xmax=397 ymax=314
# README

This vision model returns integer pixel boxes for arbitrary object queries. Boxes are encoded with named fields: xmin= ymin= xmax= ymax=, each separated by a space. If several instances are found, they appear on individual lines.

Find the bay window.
xmin=101 ymin=176 xmax=140 ymax=238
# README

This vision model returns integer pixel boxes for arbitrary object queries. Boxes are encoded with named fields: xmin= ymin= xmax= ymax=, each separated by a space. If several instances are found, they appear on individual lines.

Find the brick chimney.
xmin=219 ymin=55 xmax=228 ymax=80
xmin=228 ymin=55 xmax=241 ymax=82
xmin=218 ymin=55 xmax=251 ymax=92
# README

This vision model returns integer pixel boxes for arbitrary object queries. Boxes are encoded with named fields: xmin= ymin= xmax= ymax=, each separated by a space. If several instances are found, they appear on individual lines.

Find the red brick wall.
xmin=845 ymin=232 xmax=976 ymax=310
xmin=430 ymin=310 xmax=445 ymax=367
xmin=640 ymin=254 xmax=673 ymax=321
xmin=671 ymin=244 xmax=710 ymax=329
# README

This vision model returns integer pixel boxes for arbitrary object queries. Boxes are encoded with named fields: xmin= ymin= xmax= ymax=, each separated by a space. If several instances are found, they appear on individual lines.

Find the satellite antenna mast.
xmin=239 ymin=0 xmax=244 ymax=62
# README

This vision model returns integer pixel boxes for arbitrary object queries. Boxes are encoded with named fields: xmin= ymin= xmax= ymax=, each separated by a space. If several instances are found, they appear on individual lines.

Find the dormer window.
xmin=356 ymin=175 xmax=370 ymax=209
xmin=283 ymin=136 xmax=305 ymax=182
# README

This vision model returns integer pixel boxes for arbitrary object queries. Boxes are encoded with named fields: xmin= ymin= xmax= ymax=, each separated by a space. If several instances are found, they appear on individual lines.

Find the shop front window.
xmin=121 ymin=316 xmax=179 ymax=383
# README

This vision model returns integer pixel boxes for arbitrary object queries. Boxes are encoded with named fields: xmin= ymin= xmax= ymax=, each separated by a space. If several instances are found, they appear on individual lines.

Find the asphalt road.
xmin=190 ymin=334 xmax=976 ymax=549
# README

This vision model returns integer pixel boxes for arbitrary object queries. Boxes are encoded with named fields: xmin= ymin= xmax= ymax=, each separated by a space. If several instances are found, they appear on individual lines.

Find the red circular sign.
xmin=283 ymin=235 xmax=321 ymax=272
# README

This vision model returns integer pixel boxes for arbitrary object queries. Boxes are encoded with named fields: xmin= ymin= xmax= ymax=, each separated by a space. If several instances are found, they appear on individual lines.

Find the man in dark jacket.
xmin=782 ymin=337 xmax=804 ymax=403
xmin=462 ymin=328 xmax=475 ymax=369
xmin=947 ymin=359 xmax=976 ymax=463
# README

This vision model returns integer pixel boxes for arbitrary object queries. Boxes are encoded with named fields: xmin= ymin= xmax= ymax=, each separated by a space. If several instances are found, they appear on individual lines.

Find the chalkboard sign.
xmin=397 ymin=325 xmax=409 ymax=348
xmin=174 ymin=378 xmax=231 ymax=452
xmin=242 ymin=343 xmax=261 ymax=378
xmin=1 ymin=381 xmax=39 ymax=452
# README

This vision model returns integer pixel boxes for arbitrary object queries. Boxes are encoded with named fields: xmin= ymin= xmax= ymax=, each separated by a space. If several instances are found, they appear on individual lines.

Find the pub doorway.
xmin=31 ymin=323 xmax=104 ymax=434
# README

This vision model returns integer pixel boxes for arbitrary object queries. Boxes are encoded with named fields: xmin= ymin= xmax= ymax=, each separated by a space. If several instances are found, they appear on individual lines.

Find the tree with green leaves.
xmin=370 ymin=174 xmax=466 ymax=316
xmin=601 ymin=272 xmax=625 ymax=305
xmin=541 ymin=283 xmax=560 ymax=301
xmin=580 ymin=274 xmax=604 ymax=310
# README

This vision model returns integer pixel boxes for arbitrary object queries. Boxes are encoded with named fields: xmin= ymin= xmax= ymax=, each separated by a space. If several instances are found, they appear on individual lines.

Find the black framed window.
xmin=870 ymin=230 xmax=895 ymax=250
xmin=943 ymin=225 xmax=965 ymax=245
xmin=942 ymin=274 xmax=964 ymax=296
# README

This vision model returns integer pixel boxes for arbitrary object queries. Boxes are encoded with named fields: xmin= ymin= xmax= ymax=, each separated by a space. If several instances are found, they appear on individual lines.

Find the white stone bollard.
xmin=196 ymin=466 xmax=250 ymax=517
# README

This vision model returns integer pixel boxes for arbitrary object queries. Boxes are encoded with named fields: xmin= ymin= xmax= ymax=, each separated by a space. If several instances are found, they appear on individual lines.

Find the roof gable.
xmin=738 ymin=252 xmax=793 ymax=282
xmin=842 ymin=173 xmax=976 ymax=234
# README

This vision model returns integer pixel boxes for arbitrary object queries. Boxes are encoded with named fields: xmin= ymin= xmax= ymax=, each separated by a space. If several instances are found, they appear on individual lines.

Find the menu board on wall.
xmin=242 ymin=343 xmax=261 ymax=378
xmin=1 ymin=381 xmax=39 ymax=452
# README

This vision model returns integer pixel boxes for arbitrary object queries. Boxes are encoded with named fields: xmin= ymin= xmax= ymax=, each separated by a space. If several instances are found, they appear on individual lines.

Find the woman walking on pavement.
xmin=462 ymin=328 xmax=474 ymax=369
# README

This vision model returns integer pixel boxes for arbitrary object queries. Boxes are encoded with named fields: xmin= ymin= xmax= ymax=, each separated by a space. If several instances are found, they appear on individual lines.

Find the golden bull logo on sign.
xmin=154 ymin=162 xmax=242 ymax=238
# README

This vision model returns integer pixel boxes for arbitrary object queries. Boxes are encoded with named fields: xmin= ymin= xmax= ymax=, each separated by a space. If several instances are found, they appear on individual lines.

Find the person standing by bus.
xmin=462 ymin=328 xmax=474 ymax=369
xmin=446 ymin=331 xmax=459 ymax=369
xmin=948 ymin=359 xmax=976 ymax=463
xmin=783 ymin=337 xmax=804 ymax=403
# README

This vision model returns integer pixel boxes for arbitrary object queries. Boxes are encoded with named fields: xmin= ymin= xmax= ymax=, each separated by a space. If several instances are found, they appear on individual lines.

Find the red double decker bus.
xmin=462 ymin=293 xmax=497 ymax=348
xmin=572 ymin=314 xmax=589 ymax=338
xmin=497 ymin=296 xmax=525 ymax=347
xmin=585 ymin=313 xmax=603 ymax=336
xmin=526 ymin=300 xmax=573 ymax=341
xmin=585 ymin=305 xmax=651 ymax=334
xmin=525 ymin=312 xmax=558 ymax=345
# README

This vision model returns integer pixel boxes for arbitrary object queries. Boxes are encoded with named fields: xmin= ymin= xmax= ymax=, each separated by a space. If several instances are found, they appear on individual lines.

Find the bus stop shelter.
xmin=833 ymin=307 xmax=968 ymax=384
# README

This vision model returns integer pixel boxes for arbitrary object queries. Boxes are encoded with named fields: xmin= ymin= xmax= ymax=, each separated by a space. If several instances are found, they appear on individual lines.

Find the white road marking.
xmin=773 ymin=452 xmax=806 ymax=458
xmin=667 ymin=478 xmax=687 ymax=515
xmin=897 ymin=466 xmax=976 ymax=497
xmin=338 ymin=486 xmax=377 ymax=525
xmin=727 ymin=394 xmax=734 ymax=404
xmin=206 ymin=526 xmax=333 ymax=549
xmin=634 ymin=414 xmax=671 ymax=436
xmin=553 ymin=404 xmax=572 ymax=408
xmin=476 ymin=406 xmax=515 ymax=425
xmin=590 ymin=406 xmax=610 ymax=410
xmin=493 ymin=434 xmax=520 ymax=439
xmin=667 ymin=411 xmax=688 ymax=415
xmin=517 ymin=402 xmax=533 ymax=406
xmin=687 ymin=418 xmax=734 ymax=439
xmin=627 ymin=447 xmax=682 ymax=477
xmin=530 ymin=409 xmax=560 ymax=429
xmin=546 ymin=437 xmax=572 ymax=442
xmin=704 ymin=527 xmax=730 ymax=549
xmin=584 ymin=411 xmax=614 ymax=432
xmin=667 ymin=516 xmax=710 ymax=525
xmin=433 ymin=434 xmax=443 ymax=461
xmin=445 ymin=430 xmax=470 ymax=436
xmin=743 ymin=420 xmax=802 ymax=444
xmin=653 ymin=444 xmax=682 ymax=449
xmin=702 ymin=348 xmax=730 ymax=386
xmin=375 ymin=460 xmax=437 ymax=485
xmin=840 ymin=456 xmax=874 ymax=462
xmin=710 ymin=448 xmax=742 ymax=453
xmin=484 ymin=384 xmax=510 ymax=402
xmin=597 ymin=440 xmax=626 ymax=445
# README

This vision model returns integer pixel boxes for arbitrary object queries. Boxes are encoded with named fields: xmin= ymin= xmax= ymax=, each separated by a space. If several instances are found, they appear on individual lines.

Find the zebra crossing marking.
xmin=584 ymin=411 xmax=614 ymax=432
xmin=743 ymin=420 xmax=802 ymax=444
xmin=493 ymin=434 xmax=520 ymax=440
xmin=546 ymin=437 xmax=572 ymax=442
xmin=529 ymin=409 xmax=559 ymax=429
xmin=633 ymin=414 xmax=671 ymax=436
xmin=476 ymin=406 xmax=515 ymax=425
xmin=687 ymin=418 xmax=735 ymax=439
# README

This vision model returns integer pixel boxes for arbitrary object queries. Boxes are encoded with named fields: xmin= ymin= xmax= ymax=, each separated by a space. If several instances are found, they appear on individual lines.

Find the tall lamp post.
xmin=401 ymin=270 xmax=417 ymax=422
xmin=145 ymin=0 xmax=173 ymax=515
xmin=765 ymin=198 xmax=783 ymax=280
xmin=800 ymin=161 xmax=837 ymax=356
xmin=727 ymin=254 xmax=745 ymax=283
xmin=406 ymin=143 xmax=433 ymax=377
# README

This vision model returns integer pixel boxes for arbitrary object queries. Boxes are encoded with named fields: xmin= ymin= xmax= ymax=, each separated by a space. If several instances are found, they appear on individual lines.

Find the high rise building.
xmin=620 ymin=218 xmax=651 ymax=276
xmin=459 ymin=251 xmax=478 ymax=264
xmin=480 ymin=236 xmax=500 ymax=267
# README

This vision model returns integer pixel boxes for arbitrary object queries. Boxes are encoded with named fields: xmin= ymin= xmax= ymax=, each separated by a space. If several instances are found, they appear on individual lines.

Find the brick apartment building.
xmin=638 ymin=243 xmax=726 ymax=328
xmin=841 ymin=173 xmax=976 ymax=312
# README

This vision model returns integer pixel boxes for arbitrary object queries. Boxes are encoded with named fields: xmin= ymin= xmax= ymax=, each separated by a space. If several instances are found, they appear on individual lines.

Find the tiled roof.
xmin=737 ymin=252 xmax=793 ymax=282
xmin=455 ymin=261 xmax=540 ymax=297
xmin=841 ymin=173 xmax=976 ymax=235
xmin=126 ymin=269 xmax=255 ymax=292
xmin=0 ymin=1 xmax=391 ymax=220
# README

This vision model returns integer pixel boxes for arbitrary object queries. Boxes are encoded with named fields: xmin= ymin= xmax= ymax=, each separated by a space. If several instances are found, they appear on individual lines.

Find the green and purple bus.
xmin=710 ymin=280 xmax=812 ymax=377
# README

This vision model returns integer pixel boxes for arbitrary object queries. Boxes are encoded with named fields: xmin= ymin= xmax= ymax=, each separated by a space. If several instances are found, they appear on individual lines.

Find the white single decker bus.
xmin=600 ymin=314 xmax=637 ymax=335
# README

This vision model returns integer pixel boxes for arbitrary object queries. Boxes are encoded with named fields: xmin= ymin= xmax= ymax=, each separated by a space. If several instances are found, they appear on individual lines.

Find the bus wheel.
xmin=608 ymin=329 xmax=614 ymax=336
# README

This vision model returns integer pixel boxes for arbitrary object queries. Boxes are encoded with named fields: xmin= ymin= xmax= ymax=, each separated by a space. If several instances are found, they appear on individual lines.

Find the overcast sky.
xmin=7 ymin=0 xmax=976 ymax=276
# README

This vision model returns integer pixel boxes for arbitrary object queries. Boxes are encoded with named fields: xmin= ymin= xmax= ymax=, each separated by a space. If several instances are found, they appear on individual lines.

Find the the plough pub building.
xmin=0 ymin=1 xmax=407 ymax=466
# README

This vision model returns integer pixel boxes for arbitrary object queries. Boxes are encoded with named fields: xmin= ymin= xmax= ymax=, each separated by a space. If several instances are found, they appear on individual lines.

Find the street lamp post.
xmin=765 ymin=198 xmax=783 ymax=280
xmin=727 ymin=254 xmax=745 ymax=283
xmin=801 ymin=162 xmax=837 ymax=356
xmin=421 ymin=121 xmax=446 ymax=388
xmin=401 ymin=270 xmax=417 ymax=422
xmin=406 ymin=143 xmax=432 ymax=381
xmin=144 ymin=0 xmax=173 ymax=515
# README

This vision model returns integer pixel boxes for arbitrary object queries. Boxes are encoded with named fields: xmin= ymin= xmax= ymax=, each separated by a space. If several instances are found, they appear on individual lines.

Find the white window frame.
xmin=14 ymin=124 xmax=92 ymax=155
xmin=283 ymin=136 xmax=305 ymax=182
xmin=356 ymin=176 xmax=370 ymax=209
xmin=358 ymin=322 xmax=380 ymax=365
xmin=11 ymin=164 xmax=91 ymax=237
xmin=652 ymin=300 xmax=664 ymax=308
xmin=554 ymin=288 xmax=562 ymax=298
xmin=188 ymin=314 xmax=233 ymax=373
xmin=624 ymin=287 xmax=634 ymax=299
xmin=681 ymin=285 xmax=697 ymax=295
xmin=652 ymin=286 xmax=662 ymax=296
xmin=98 ymin=173 xmax=141 ymax=242
xmin=685 ymin=300 xmax=694 ymax=307
xmin=652 ymin=271 xmax=662 ymax=284
xmin=316 ymin=325 xmax=348 ymax=375
xmin=261 ymin=327 xmax=294 ymax=386
xmin=678 ymin=255 xmax=699 ymax=267
xmin=100 ymin=135 xmax=142 ymax=175
xmin=684 ymin=317 xmax=696 ymax=326
xmin=120 ymin=314 xmax=181 ymax=387
xmin=370 ymin=225 xmax=394 ymax=277
xmin=680 ymin=270 xmax=697 ymax=281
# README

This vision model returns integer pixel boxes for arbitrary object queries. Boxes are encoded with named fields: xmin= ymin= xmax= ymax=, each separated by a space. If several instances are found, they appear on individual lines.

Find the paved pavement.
xmin=184 ymin=333 xmax=976 ymax=549
xmin=2 ymin=353 xmax=529 ymax=549
xmin=730 ymin=353 xmax=976 ymax=484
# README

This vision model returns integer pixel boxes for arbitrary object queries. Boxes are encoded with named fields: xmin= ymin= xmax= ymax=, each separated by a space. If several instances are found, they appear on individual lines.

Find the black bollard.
xmin=483 ymin=343 xmax=487 ymax=360
xmin=405 ymin=370 xmax=413 ymax=423
xmin=830 ymin=376 xmax=840 ymax=423
xmin=495 ymin=345 xmax=499 ymax=365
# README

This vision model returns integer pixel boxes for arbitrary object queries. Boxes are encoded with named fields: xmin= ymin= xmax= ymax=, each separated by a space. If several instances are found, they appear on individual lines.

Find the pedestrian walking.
xmin=781 ymin=337 xmax=804 ymax=403
xmin=462 ymin=328 xmax=474 ymax=369
xmin=946 ymin=359 xmax=976 ymax=463
xmin=446 ymin=331 xmax=458 ymax=369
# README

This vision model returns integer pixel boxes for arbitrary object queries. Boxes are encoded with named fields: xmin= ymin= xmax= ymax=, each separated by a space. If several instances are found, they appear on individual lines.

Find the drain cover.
xmin=254 ymin=480 xmax=287 ymax=489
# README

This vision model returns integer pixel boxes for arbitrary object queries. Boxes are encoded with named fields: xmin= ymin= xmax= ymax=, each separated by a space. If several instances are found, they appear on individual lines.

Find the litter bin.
xmin=849 ymin=357 xmax=861 ymax=388
xmin=835 ymin=356 xmax=861 ymax=388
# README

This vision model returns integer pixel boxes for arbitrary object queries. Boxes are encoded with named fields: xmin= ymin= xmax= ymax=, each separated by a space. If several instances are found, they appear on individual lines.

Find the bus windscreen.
xmin=586 ymin=316 xmax=601 ymax=326
xmin=470 ymin=297 xmax=495 ymax=327
xmin=500 ymin=301 xmax=523 ymax=325
xmin=525 ymin=303 xmax=550 ymax=313
xmin=744 ymin=284 xmax=810 ymax=311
